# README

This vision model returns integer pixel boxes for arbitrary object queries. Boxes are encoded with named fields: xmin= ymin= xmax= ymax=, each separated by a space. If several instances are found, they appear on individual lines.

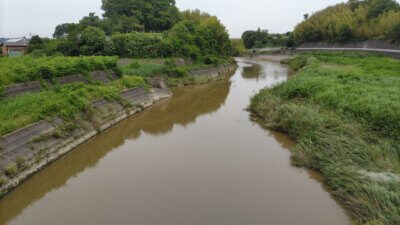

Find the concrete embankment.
xmin=0 ymin=63 xmax=237 ymax=197
xmin=296 ymin=40 xmax=400 ymax=59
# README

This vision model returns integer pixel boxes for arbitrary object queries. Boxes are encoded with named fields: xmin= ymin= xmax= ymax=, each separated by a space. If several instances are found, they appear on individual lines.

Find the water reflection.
xmin=0 ymin=59 xmax=350 ymax=225
xmin=242 ymin=63 xmax=262 ymax=79
xmin=0 ymin=79 xmax=231 ymax=225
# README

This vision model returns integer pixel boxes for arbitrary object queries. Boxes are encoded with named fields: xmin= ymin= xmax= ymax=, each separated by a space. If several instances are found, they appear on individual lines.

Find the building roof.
xmin=4 ymin=38 xmax=29 ymax=46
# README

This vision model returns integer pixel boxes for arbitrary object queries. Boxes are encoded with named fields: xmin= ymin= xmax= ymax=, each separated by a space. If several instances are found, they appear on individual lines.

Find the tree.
xmin=303 ymin=14 xmax=309 ymax=20
xmin=101 ymin=0 xmax=180 ymax=31
xmin=53 ymin=23 xmax=82 ymax=39
xmin=389 ymin=23 xmax=400 ymax=42
xmin=27 ymin=35 xmax=44 ymax=53
xmin=366 ymin=0 xmax=399 ymax=19
xmin=80 ymin=26 xmax=107 ymax=56
xmin=79 ymin=13 xmax=102 ymax=28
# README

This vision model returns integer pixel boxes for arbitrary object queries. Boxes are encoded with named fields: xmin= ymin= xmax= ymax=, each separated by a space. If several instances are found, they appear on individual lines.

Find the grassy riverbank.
xmin=249 ymin=52 xmax=400 ymax=225
xmin=0 ymin=56 xmax=234 ymax=136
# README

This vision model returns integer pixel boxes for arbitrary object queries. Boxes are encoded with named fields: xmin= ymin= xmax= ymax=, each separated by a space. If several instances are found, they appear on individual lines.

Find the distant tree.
xmin=366 ymin=0 xmax=399 ymax=19
xmin=53 ymin=23 xmax=82 ymax=39
xmin=101 ymin=0 xmax=180 ymax=31
xmin=241 ymin=29 xmax=278 ymax=49
xmin=389 ymin=23 xmax=400 ymax=42
xmin=303 ymin=14 xmax=309 ymax=20
xmin=79 ymin=13 xmax=102 ymax=28
xmin=80 ymin=26 xmax=107 ymax=56
xmin=27 ymin=35 xmax=44 ymax=53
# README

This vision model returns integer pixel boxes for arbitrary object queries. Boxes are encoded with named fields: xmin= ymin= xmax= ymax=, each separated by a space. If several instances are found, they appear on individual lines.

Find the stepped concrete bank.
xmin=3 ymin=70 xmax=117 ymax=98
xmin=0 ymin=63 xmax=237 ymax=197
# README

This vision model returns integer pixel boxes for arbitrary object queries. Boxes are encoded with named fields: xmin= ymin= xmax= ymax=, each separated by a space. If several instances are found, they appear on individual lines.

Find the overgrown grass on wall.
xmin=0 ymin=75 xmax=145 ymax=136
xmin=0 ymin=56 xmax=119 ymax=87
xmin=250 ymin=52 xmax=400 ymax=225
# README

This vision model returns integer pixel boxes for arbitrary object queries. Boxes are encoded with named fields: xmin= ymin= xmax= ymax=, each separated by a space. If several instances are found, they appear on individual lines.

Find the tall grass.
xmin=250 ymin=52 xmax=400 ymax=225
xmin=0 ymin=75 xmax=144 ymax=136
xmin=0 ymin=56 xmax=119 ymax=87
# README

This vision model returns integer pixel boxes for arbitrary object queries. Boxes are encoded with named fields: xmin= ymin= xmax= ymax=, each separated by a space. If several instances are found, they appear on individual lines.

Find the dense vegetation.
xmin=241 ymin=29 xmax=292 ymax=49
xmin=0 ymin=75 xmax=144 ymax=136
xmin=250 ymin=52 xmax=400 ymax=225
xmin=230 ymin=39 xmax=247 ymax=56
xmin=293 ymin=0 xmax=400 ymax=44
xmin=0 ymin=56 xmax=118 ymax=87
xmin=29 ymin=5 xmax=232 ymax=63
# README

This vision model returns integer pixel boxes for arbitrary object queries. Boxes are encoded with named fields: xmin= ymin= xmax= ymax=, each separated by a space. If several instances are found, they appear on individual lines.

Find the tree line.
xmin=28 ymin=0 xmax=233 ymax=64
xmin=241 ymin=29 xmax=292 ymax=49
xmin=293 ymin=0 xmax=400 ymax=44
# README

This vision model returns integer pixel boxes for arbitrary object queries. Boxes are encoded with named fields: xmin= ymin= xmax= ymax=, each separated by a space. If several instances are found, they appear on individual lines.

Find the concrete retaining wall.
xmin=0 ymin=63 xmax=236 ymax=197
xmin=4 ymin=81 xmax=41 ymax=97
xmin=3 ymin=70 xmax=117 ymax=98
xmin=0 ymin=80 xmax=172 ymax=196
xmin=296 ymin=40 xmax=400 ymax=59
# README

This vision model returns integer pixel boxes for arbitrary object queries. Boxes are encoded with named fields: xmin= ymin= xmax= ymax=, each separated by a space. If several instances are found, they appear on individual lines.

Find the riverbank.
xmin=249 ymin=52 xmax=400 ymax=225
xmin=0 ymin=61 xmax=237 ymax=197
xmin=0 ymin=57 xmax=351 ymax=225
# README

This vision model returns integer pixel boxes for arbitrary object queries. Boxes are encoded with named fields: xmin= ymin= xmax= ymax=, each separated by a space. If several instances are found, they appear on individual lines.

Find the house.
xmin=2 ymin=38 xmax=29 ymax=57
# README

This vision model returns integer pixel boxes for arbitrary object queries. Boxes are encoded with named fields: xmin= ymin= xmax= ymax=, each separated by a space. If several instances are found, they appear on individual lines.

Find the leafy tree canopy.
xmin=101 ymin=0 xmax=180 ymax=31
xmin=293 ymin=0 xmax=400 ymax=44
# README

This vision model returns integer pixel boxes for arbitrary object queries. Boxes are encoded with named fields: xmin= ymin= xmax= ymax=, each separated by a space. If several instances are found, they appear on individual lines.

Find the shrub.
xmin=162 ymin=59 xmax=188 ymax=78
xmin=16 ymin=156 xmax=29 ymax=170
xmin=112 ymin=32 xmax=163 ymax=58
xmin=0 ymin=56 xmax=119 ymax=86
xmin=0 ymin=176 xmax=5 ymax=186
xmin=3 ymin=163 xmax=18 ymax=177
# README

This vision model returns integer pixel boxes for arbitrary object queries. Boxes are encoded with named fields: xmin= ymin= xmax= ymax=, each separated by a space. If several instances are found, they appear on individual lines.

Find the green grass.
xmin=0 ymin=56 xmax=119 ymax=87
xmin=250 ymin=52 xmax=400 ymax=225
xmin=120 ymin=61 xmax=165 ymax=77
xmin=3 ymin=163 xmax=18 ymax=178
xmin=0 ymin=75 xmax=145 ymax=136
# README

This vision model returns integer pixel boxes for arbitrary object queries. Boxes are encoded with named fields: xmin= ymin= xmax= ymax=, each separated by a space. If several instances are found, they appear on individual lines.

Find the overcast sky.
xmin=0 ymin=0 xmax=348 ymax=38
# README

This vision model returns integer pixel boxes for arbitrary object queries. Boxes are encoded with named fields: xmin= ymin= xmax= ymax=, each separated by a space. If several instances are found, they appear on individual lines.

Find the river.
xmin=0 ymin=58 xmax=350 ymax=225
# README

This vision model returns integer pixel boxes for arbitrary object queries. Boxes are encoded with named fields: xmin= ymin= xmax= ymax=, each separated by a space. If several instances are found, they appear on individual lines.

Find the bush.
xmin=162 ymin=59 xmax=188 ymax=77
xmin=0 ymin=176 xmax=5 ymax=186
xmin=112 ymin=32 xmax=163 ymax=58
xmin=0 ymin=56 xmax=119 ymax=86
xmin=230 ymin=39 xmax=246 ymax=56
xmin=3 ymin=163 xmax=18 ymax=177
xmin=16 ymin=156 xmax=29 ymax=170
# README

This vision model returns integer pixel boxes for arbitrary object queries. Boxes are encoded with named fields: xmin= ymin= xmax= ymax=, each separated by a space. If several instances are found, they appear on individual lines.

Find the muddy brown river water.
xmin=0 ymin=58 xmax=351 ymax=225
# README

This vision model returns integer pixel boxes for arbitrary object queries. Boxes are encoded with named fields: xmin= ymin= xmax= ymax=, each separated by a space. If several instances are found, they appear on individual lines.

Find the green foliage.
xmin=16 ymin=156 xmax=29 ymax=170
xmin=162 ymin=59 xmax=187 ymax=77
xmin=27 ymin=35 xmax=44 ymax=53
xmin=101 ymin=0 xmax=180 ymax=32
xmin=120 ymin=60 xmax=164 ymax=77
xmin=365 ymin=0 xmax=399 ymax=19
xmin=3 ymin=163 xmax=18 ymax=177
xmin=80 ymin=26 xmax=109 ymax=56
xmin=79 ymin=12 xmax=102 ymax=29
xmin=250 ymin=52 xmax=400 ymax=224
xmin=293 ymin=1 xmax=400 ymax=44
xmin=242 ymin=29 xmax=290 ymax=49
xmin=230 ymin=39 xmax=247 ymax=56
xmin=0 ymin=56 xmax=118 ymax=86
xmin=164 ymin=10 xmax=232 ymax=62
xmin=0 ymin=74 xmax=145 ymax=136
xmin=388 ymin=23 xmax=400 ymax=42
xmin=112 ymin=32 xmax=163 ymax=58
xmin=0 ymin=176 xmax=5 ymax=186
